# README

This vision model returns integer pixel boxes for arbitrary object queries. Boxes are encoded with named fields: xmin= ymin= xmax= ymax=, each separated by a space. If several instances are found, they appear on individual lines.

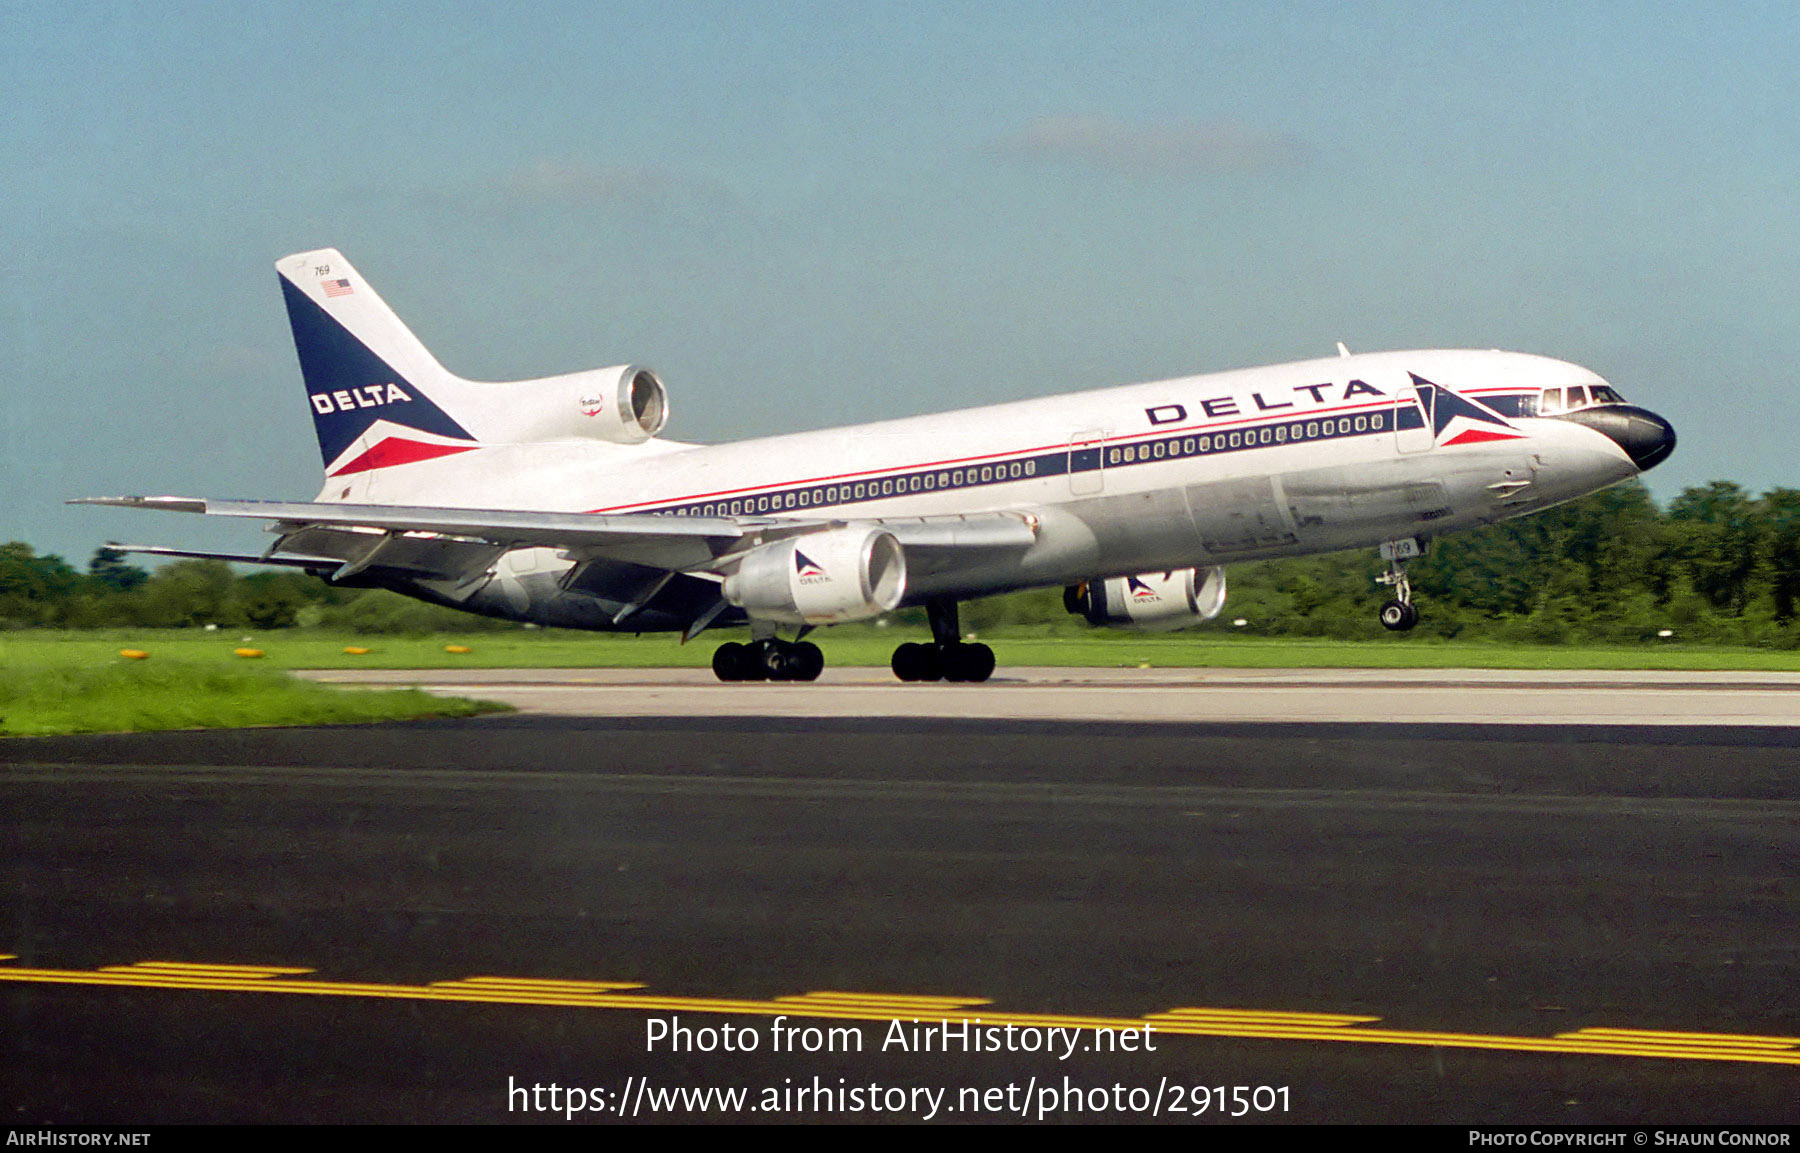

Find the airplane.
xmin=78 ymin=248 xmax=1676 ymax=683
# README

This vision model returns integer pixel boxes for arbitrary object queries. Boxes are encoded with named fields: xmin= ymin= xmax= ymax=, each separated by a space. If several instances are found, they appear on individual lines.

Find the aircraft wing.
xmin=73 ymin=496 xmax=1040 ymax=587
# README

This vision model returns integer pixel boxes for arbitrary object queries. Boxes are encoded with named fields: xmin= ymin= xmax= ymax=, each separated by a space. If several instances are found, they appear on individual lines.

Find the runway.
xmin=2 ymin=673 xmax=1797 ymax=1123
xmin=301 ymin=665 xmax=1800 ymax=726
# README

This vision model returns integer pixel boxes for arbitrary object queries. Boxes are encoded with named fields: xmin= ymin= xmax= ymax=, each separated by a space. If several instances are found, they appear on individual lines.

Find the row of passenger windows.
xmin=1105 ymin=412 xmax=1383 ymax=465
xmin=655 ymin=411 xmax=1384 ymax=518
xmin=672 ymin=458 xmax=1042 ymax=517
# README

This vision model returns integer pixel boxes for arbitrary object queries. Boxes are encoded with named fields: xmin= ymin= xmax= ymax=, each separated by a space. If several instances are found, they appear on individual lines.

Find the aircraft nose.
xmin=1555 ymin=405 xmax=1677 ymax=471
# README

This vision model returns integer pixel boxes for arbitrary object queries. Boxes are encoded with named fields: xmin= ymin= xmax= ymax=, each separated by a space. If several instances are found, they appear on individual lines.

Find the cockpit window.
xmin=1537 ymin=384 xmax=1626 ymax=415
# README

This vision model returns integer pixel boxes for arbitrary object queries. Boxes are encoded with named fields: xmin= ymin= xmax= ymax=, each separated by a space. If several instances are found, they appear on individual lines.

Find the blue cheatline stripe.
xmin=627 ymin=403 xmax=1417 ymax=519
xmin=1473 ymin=394 xmax=1534 ymax=418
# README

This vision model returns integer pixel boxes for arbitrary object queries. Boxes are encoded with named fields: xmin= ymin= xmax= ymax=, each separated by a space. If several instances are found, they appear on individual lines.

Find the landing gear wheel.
xmin=892 ymin=598 xmax=999 ymax=683
xmin=891 ymin=642 xmax=941 ymax=682
xmin=715 ymin=637 xmax=828 ymax=682
xmin=940 ymin=641 xmax=996 ymax=683
xmin=712 ymin=642 xmax=748 ymax=681
xmin=759 ymin=640 xmax=794 ymax=680
xmin=1379 ymin=600 xmax=1419 ymax=631
xmin=790 ymin=641 xmax=825 ymax=682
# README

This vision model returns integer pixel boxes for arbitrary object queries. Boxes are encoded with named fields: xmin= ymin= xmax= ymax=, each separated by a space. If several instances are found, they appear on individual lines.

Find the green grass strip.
xmin=0 ymin=654 xmax=506 ymax=737
xmin=4 ymin=628 xmax=1797 ymax=673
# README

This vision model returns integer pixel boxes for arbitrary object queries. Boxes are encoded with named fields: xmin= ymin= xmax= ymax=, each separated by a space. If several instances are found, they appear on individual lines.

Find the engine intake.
xmin=723 ymin=529 xmax=907 ymax=625
xmin=1064 ymin=567 xmax=1227 ymax=631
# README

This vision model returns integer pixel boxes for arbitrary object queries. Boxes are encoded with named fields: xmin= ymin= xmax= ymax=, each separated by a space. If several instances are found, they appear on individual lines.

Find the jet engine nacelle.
xmin=486 ymin=364 xmax=669 ymax=445
xmin=1064 ymin=566 xmax=1228 ymax=631
xmin=722 ymin=528 xmax=907 ymax=625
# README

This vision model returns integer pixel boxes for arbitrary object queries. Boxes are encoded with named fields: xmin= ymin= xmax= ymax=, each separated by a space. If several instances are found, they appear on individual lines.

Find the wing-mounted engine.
xmin=722 ymin=528 xmax=907 ymax=624
xmin=1064 ymin=566 xmax=1227 ymax=631
xmin=481 ymin=364 xmax=669 ymax=445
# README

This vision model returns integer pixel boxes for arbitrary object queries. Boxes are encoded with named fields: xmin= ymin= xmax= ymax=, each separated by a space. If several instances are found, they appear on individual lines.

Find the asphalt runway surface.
xmin=3 ymin=672 xmax=1798 ymax=1124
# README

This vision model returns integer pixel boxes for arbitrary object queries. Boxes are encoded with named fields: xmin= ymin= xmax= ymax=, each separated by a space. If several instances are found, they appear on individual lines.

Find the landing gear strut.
xmin=712 ymin=637 xmax=824 ymax=681
xmin=1377 ymin=538 xmax=1421 ymax=632
xmin=892 ymin=598 xmax=995 ymax=683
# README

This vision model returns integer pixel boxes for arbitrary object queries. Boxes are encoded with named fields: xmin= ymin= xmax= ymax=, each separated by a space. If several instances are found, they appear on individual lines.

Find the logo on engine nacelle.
xmin=579 ymin=394 xmax=605 ymax=418
xmin=794 ymin=550 xmax=827 ymax=584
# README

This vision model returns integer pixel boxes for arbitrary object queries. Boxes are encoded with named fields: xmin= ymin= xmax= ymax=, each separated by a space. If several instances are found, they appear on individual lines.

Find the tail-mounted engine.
xmin=1063 ymin=567 xmax=1227 ymax=631
xmin=484 ymin=364 xmax=669 ymax=445
xmin=722 ymin=528 xmax=907 ymax=625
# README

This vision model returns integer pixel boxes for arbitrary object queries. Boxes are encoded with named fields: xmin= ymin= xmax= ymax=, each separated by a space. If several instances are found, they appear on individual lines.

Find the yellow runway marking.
xmin=436 ymin=977 xmax=647 ymax=993
xmin=773 ymin=992 xmax=992 ymax=1013
xmin=1 ymin=956 xmax=1795 ymax=1067
xmin=1563 ymin=1026 xmax=1800 ymax=1048
xmin=1150 ymin=1007 xmax=1380 ymax=1027
xmin=103 ymin=961 xmax=315 ymax=978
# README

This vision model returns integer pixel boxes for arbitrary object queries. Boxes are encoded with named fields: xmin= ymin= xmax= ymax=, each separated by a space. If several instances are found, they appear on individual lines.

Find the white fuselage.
xmin=339 ymin=348 xmax=1640 ymax=608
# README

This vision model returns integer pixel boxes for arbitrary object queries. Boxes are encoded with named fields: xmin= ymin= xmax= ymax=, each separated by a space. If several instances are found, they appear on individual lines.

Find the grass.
xmin=4 ymin=626 xmax=1798 ymax=672
xmin=0 ymin=649 xmax=508 ymax=737
xmin=4 ymin=626 xmax=1793 ymax=737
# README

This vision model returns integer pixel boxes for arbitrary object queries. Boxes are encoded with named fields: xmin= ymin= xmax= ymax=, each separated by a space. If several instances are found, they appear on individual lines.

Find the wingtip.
xmin=68 ymin=496 xmax=209 ymax=513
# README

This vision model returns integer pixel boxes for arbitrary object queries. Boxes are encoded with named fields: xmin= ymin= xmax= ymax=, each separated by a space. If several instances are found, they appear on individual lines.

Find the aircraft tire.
xmin=941 ymin=641 xmax=996 ymax=683
xmin=712 ymin=642 xmax=747 ymax=682
xmin=757 ymin=640 xmax=795 ymax=680
xmin=791 ymin=641 xmax=825 ymax=682
xmin=731 ymin=640 xmax=769 ymax=681
xmin=891 ymin=642 xmax=939 ymax=682
xmin=1379 ymin=600 xmax=1419 ymax=631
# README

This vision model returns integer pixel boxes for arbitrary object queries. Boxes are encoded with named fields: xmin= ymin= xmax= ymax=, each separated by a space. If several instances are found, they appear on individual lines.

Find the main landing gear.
xmin=1377 ymin=538 xmax=1421 ymax=632
xmin=708 ymin=598 xmax=998 ymax=684
xmin=891 ymin=598 xmax=995 ymax=683
xmin=712 ymin=637 xmax=824 ymax=681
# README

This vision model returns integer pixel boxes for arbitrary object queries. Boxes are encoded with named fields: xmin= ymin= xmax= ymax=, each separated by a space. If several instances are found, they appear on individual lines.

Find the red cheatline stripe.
xmin=328 ymin=438 xmax=480 ymax=477
xmin=1443 ymin=428 xmax=1526 ymax=446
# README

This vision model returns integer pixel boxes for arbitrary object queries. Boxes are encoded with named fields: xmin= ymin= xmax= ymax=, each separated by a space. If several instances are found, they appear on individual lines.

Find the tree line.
xmin=1225 ymin=480 xmax=1800 ymax=646
xmin=4 ymin=479 xmax=1796 ymax=645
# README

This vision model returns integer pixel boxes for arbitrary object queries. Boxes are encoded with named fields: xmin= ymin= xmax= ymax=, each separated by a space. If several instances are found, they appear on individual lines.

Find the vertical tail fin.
xmin=275 ymin=249 xmax=481 ymax=478
xmin=277 ymin=248 xmax=669 ymax=500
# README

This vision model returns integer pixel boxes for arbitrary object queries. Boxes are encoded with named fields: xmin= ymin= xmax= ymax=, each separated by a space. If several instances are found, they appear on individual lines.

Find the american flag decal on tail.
xmin=322 ymin=278 xmax=354 ymax=298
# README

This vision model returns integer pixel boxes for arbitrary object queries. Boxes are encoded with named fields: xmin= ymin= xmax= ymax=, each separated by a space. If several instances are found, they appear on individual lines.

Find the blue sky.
xmin=6 ymin=3 xmax=1798 ymax=561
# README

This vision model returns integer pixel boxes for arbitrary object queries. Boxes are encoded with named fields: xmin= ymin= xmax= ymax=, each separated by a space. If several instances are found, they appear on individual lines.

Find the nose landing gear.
xmin=1377 ymin=538 xmax=1422 ymax=632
